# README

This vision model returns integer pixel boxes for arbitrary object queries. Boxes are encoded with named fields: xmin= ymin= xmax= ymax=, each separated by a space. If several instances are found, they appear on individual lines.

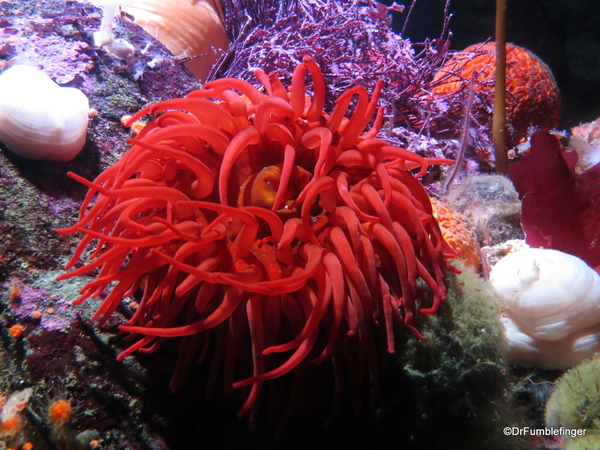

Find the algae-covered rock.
xmin=446 ymin=174 xmax=523 ymax=246
xmin=376 ymin=262 xmax=528 ymax=450
xmin=563 ymin=433 xmax=600 ymax=450
xmin=546 ymin=357 xmax=600 ymax=448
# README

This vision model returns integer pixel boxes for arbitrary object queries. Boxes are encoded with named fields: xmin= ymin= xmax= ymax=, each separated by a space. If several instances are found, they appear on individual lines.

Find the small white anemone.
xmin=568 ymin=116 xmax=600 ymax=173
xmin=93 ymin=0 xmax=135 ymax=59
xmin=0 ymin=65 xmax=89 ymax=161
xmin=490 ymin=248 xmax=600 ymax=369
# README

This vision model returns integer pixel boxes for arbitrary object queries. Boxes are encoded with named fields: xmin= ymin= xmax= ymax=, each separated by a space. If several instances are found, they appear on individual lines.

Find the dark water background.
xmin=382 ymin=0 xmax=600 ymax=129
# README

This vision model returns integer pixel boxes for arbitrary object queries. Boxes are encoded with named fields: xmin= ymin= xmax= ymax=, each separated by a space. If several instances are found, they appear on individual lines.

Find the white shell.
xmin=490 ymin=248 xmax=600 ymax=369
xmin=0 ymin=65 xmax=89 ymax=161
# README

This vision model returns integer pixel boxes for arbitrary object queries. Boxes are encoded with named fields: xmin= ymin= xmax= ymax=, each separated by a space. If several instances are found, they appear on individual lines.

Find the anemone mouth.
xmin=57 ymin=56 xmax=457 ymax=425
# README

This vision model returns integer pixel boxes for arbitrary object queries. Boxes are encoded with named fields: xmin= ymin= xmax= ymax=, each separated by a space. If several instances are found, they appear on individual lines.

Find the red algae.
xmin=509 ymin=130 xmax=600 ymax=271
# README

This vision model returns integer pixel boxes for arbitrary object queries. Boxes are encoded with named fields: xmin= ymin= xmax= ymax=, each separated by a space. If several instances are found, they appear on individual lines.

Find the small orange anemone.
xmin=58 ymin=56 xmax=456 ymax=424
xmin=431 ymin=42 xmax=561 ymax=146
xmin=48 ymin=399 xmax=72 ymax=426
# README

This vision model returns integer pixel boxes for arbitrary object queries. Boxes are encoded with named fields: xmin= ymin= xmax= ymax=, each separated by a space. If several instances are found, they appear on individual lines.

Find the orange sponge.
xmin=431 ymin=42 xmax=561 ymax=146
xmin=431 ymin=199 xmax=482 ymax=272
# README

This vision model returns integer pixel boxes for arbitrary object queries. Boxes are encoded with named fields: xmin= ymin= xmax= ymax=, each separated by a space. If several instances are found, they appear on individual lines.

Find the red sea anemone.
xmin=57 ymin=56 xmax=456 ymax=424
